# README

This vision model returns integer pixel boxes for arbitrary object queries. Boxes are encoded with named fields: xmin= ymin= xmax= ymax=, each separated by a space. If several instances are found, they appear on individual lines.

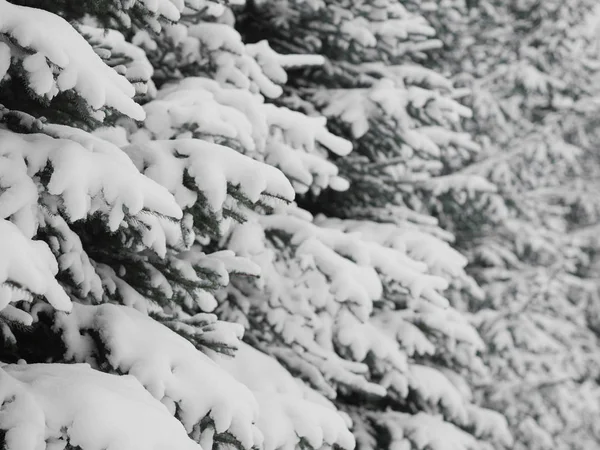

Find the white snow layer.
xmin=216 ymin=343 xmax=355 ymax=450
xmin=0 ymin=219 xmax=70 ymax=312
xmin=124 ymin=139 xmax=295 ymax=213
xmin=55 ymin=303 xmax=262 ymax=449
xmin=79 ymin=25 xmax=155 ymax=96
xmin=375 ymin=411 xmax=478 ymax=450
xmin=0 ymin=363 xmax=201 ymax=450
xmin=0 ymin=126 xmax=182 ymax=259
xmin=136 ymin=77 xmax=351 ymax=194
xmin=0 ymin=0 xmax=144 ymax=120
xmin=49 ymin=304 xmax=356 ymax=450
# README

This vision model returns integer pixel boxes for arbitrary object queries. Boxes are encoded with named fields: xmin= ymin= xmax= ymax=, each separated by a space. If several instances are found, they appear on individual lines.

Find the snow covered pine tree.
xmin=417 ymin=1 xmax=600 ymax=449
xmin=0 ymin=1 xmax=511 ymax=450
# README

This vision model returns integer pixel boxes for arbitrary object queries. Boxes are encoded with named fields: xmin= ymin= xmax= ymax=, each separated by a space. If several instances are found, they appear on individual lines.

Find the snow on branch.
xmin=334 ymin=309 xmax=408 ymax=372
xmin=54 ymin=303 xmax=262 ymax=449
xmin=216 ymin=343 xmax=355 ymax=450
xmin=357 ymin=64 xmax=454 ymax=92
xmin=38 ymin=211 xmax=104 ymax=302
xmin=0 ymin=363 xmax=200 ymax=450
xmin=259 ymin=211 xmax=455 ymax=310
xmin=466 ymin=405 xmax=513 ymax=447
xmin=317 ymin=80 xmax=473 ymax=143
xmin=136 ymin=80 xmax=260 ymax=150
xmin=420 ymin=174 xmax=497 ymax=197
xmin=141 ymin=23 xmax=324 ymax=98
xmin=257 ymin=213 xmax=382 ymax=319
xmin=134 ymin=77 xmax=351 ymax=194
xmin=0 ymin=125 xmax=182 ymax=257
xmin=370 ymin=411 xmax=478 ymax=450
xmin=79 ymin=25 xmax=155 ymax=97
xmin=0 ymin=0 xmax=144 ymax=121
xmin=158 ymin=248 xmax=262 ymax=314
xmin=407 ymin=364 xmax=469 ymax=424
xmin=124 ymin=139 xmax=295 ymax=222
xmin=318 ymin=218 xmax=469 ymax=278
xmin=371 ymin=311 xmax=435 ymax=357
xmin=224 ymin=207 xmax=487 ymax=411
xmin=0 ymin=219 xmax=70 ymax=313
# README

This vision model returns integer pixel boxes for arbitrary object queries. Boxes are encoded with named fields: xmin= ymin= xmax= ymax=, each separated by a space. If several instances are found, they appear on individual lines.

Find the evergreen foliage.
xmin=418 ymin=1 xmax=600 ymax=448
xmin=0 ymin=0 xmax=598 ymax=450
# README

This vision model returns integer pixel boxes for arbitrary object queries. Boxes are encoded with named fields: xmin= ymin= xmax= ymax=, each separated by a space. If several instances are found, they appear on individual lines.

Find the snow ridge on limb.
xmin=224 ymin=204 xmax=488 ymax=425
xmin=215 ymin=342 xmax=355 ymax=450
xmin=368 ymin=411 xmax=478 ymax=450
xmin=0 ymin=0 xmax=144 ymax=121
xmin=315 ymin=217 xmax=472 ymax=279
xmin=466 ymin=404 xmax=513 ymax=447
xmin=0 ymin=363 xmax=201 ymax=450
xmin=0 ymin=125 xmax=182 ymax=258
xmin=124 ymin=139 xmax=294 ymax=221
xmin=135 ymin=23 xmax=322 ymax=96
xmin=79 ymin=25 xmax=155 ymax=97
xmin=53 ymin=303 xmax=262 ymax=449
xmin=134 ymin=76 xmax=351 ymax=194
xmin=0 ymin=219 xmax=70 ymax=313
